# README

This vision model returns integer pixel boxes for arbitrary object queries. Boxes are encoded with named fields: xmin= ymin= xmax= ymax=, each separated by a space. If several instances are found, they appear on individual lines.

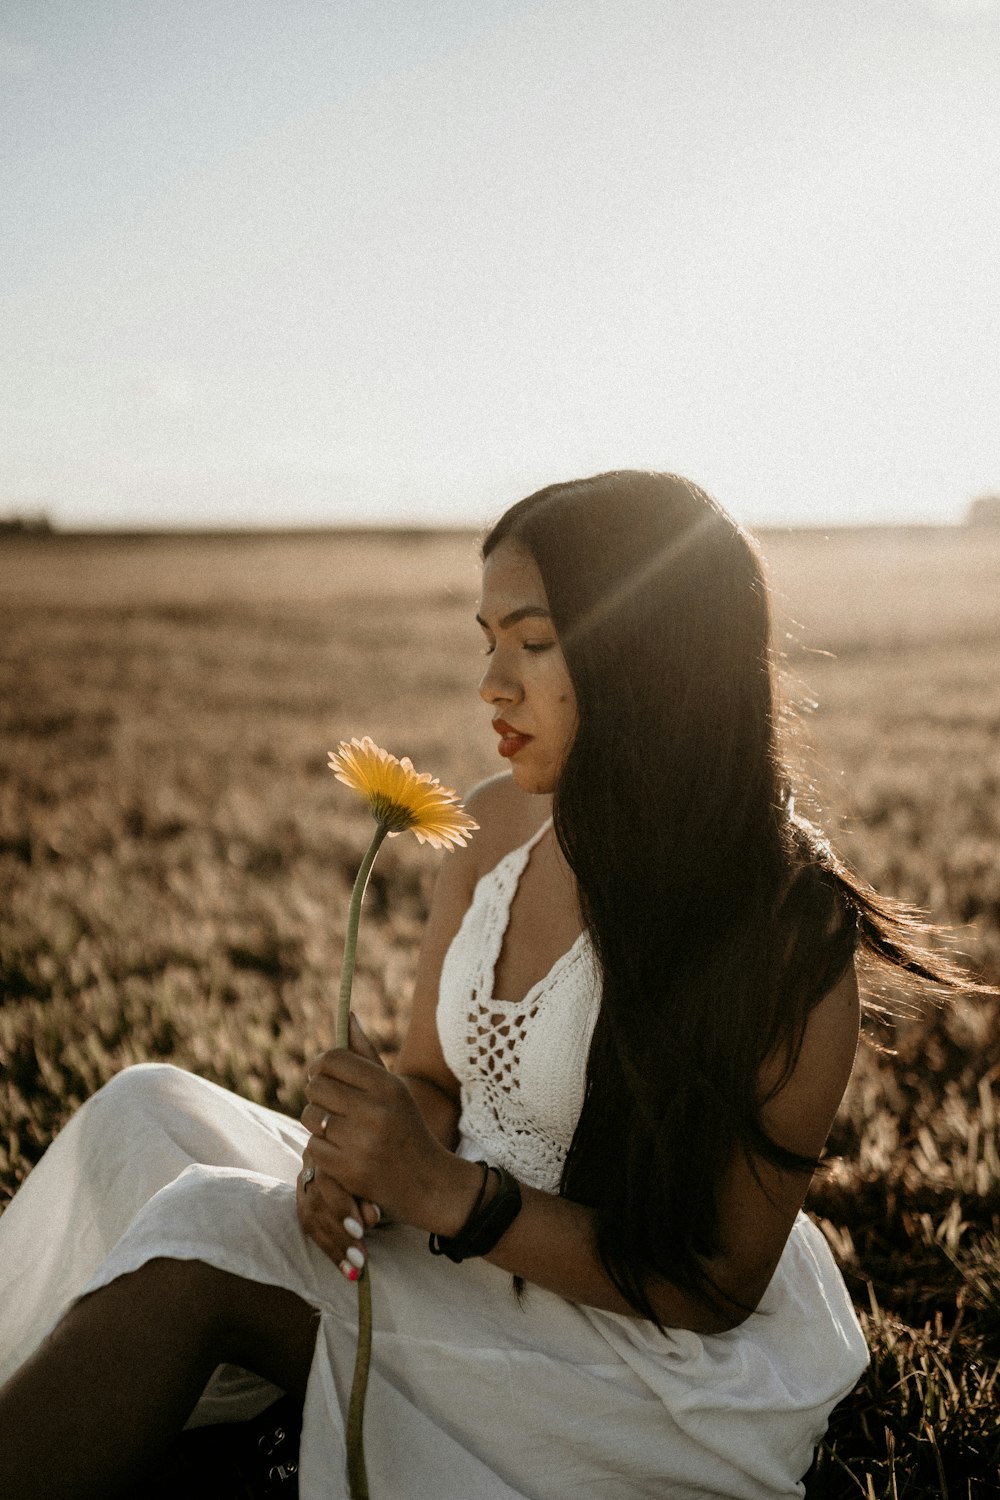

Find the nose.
xmin=478 ymin=651 xmax=520 ymax=706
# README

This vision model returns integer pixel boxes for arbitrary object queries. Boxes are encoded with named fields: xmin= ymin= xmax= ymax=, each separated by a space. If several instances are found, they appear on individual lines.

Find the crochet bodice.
xmin=436 ymin=821 xmax=600 ymax=1192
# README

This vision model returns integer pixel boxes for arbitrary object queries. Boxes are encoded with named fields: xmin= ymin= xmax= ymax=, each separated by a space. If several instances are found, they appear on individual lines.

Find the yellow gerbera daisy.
xmin=328 ymin=736 xmax=478 ymax=849
xmin=326 ymin=737 xmax=477 ymax=1496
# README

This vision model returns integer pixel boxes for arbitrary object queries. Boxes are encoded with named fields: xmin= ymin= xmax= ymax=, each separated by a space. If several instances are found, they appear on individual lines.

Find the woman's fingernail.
xmin=343 ymin=1216 xmax=364 ymax=1239
xmin=370 ymin=1203 xmax=382 ymax=1225
xmin=345 ymin=1245 xmax=366 ymax=1270
xmin=340 ymin=1260 xmax=360 ymax=1282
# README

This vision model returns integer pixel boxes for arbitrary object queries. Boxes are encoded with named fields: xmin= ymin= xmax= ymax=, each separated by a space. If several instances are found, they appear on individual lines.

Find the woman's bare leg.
xmin=0 ymin=1257 xmax=319 ymax=1500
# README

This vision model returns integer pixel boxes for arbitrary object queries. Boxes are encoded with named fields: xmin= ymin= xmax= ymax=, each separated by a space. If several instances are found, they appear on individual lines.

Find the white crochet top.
xmin=437 ymin=820 xmax=601 ymax=1193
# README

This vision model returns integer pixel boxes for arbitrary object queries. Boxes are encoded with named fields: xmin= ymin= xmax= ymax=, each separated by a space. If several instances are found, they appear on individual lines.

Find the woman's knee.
xmin=93 ymin=1062 xmax=189 ymax=1110
xmin=86 ymin=1063 xmax=212 ymax=1135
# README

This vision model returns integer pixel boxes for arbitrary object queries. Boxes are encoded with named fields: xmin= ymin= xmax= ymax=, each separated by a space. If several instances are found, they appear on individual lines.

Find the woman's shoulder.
xmin=758 ymin=825 xmax=862 ymax=1120
xmin=461 ymin=772 xmax=552 ymax=882
xmin=774 ymin=814 xmax=860 ymax=951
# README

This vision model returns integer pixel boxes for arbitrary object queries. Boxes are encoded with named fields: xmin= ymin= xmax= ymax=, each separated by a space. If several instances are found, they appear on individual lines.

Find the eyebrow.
xmin=475 ymin=605 xmax=553 ymax=631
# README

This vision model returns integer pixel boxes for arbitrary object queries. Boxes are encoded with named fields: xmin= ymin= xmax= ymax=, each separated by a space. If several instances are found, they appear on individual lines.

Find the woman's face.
xmin=477 ymin=539 xmax=578 ymax=795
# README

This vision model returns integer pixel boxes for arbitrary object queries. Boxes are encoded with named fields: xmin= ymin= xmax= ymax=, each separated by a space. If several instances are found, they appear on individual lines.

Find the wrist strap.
xmin=428 ymin=1162 xmax=523 ymax=1263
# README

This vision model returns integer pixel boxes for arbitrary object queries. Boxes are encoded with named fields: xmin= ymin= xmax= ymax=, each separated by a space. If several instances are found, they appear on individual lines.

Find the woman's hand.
xmin=297 ymin=1018 xmax=387 ymax=1279
xmin=295 ymin=1144 xmax=380 ymax=1282
xmin=301 ymin=1015 xmax=476 ymax=1236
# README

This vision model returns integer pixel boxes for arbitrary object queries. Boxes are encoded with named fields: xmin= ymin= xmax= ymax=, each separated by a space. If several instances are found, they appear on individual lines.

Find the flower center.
xmin=370 ymin=794 xmax=418 ymax=832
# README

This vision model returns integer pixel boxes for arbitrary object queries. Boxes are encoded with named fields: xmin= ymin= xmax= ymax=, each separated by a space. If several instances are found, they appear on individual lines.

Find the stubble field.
xmin=1 ymin=524 xmax=999 ymax=1497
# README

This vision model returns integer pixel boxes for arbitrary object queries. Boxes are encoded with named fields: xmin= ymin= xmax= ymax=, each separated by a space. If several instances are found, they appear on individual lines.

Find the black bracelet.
xmin=428 ymin=1162 xmax=523 ymax=1263
xmin=433 ymin=1160 xmax=490 ymax=1251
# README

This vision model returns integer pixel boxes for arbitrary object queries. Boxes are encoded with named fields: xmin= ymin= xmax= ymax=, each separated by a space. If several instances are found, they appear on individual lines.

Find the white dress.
xmin=0 ymin=822 xmax=868 ymax=1499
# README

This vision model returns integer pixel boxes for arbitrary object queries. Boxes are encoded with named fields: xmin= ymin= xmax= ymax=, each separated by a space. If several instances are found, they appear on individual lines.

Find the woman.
xmin=0 ymin=472 xmax=959 ymax=1497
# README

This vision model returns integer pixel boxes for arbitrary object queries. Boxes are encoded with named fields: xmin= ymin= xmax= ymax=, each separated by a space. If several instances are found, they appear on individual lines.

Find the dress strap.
xmin=520 ymin=817 xmax=553 ymax=857
xmin=478 ymin=817 xmax=553 ymax=933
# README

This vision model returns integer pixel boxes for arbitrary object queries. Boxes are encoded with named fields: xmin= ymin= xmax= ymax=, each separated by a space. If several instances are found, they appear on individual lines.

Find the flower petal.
xmin=328 ymin=738 xmax=478 ymax=849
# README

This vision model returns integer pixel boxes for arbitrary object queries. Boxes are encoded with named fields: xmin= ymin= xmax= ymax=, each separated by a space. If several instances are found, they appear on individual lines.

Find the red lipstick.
xmin=493 ymin=719 xmax=532 ymax=759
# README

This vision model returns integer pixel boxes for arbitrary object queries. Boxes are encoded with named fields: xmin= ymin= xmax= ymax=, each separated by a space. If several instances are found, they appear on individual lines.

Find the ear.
xmin=349 ymin=1012 xmax=386 ymax=1068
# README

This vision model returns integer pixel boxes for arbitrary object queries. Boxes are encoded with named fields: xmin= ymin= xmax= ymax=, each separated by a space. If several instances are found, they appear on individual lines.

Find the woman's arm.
xmin=488 ymin=945 xmax=856 ymax=1329
xmin=305 ymin=955 xmax=860 ymax=1328
xmin=704 ymin=956 xmax=862 ymax=1320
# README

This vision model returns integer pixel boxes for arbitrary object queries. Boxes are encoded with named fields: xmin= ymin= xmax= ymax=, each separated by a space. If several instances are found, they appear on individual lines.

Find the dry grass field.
xmin=1 ymin=523 xmax=999 ymax=1496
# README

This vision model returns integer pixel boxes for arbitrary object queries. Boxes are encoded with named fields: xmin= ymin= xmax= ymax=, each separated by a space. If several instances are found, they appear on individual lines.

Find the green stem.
xmin=338 ymin=822 xmax=390 ymax=1048
xmin=337 ymin=819 xmax=388 ymax=1500
xmin=345 ymin=1268 xmax=373 ymax=1499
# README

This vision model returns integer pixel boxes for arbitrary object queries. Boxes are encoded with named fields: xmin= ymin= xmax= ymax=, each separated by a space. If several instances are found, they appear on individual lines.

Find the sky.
xmin=3 ymin=0 xmax=999 ymax=530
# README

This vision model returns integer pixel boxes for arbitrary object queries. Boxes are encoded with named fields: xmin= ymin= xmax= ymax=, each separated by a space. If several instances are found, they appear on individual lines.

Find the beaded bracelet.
xmin=428 ymin=1161 xmax=523 ymax=1263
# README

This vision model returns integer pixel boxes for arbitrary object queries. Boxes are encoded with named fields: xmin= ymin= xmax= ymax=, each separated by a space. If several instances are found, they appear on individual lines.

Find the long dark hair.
xmin=483 ymin=470 xmax=972 ymax=1326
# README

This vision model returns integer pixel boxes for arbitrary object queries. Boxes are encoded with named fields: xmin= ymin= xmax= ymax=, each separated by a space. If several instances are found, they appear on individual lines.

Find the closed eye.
xmin=481 ymin=641 xmax=553 ymax=657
